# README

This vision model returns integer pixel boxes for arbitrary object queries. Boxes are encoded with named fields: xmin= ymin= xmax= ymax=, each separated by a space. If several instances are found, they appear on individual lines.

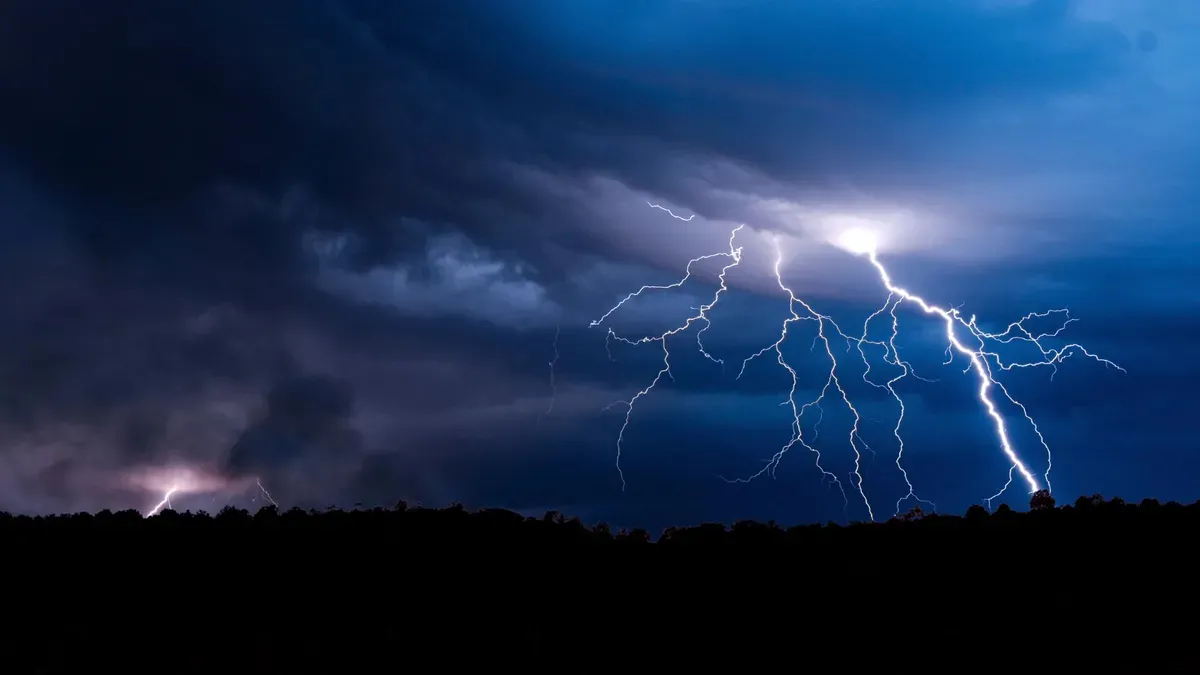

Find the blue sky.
xmin=0 ymin=0 xmax=1194 ymax=529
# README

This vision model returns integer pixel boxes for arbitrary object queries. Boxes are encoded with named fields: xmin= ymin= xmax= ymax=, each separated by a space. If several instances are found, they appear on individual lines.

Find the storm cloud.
xmin=0 ymin=0 xmax=1194 ymax=523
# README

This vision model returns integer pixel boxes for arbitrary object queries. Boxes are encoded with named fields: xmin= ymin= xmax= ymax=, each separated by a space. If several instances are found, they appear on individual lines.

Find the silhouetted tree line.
xmin=3 ymin=489 xmax=1199 ymax=545
xmin=5 ymin=490 xmax=1198 ymax=674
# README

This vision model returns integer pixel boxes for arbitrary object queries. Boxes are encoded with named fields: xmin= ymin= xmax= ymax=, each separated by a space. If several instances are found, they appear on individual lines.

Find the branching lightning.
xmin=593 ymin=208 xmax=1122 ymax=520
xmin=850 ymin=233 xmax=1122 ymax=507
xmin=591 ymin=224 xmax=744 ymax=489
xmin=646 ymin=201 xmax=695 ymax=221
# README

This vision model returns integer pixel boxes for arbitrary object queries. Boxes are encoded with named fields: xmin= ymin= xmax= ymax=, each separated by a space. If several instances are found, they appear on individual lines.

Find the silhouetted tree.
xmin=1029 ymin=489 xmax=1056 ymax=511
xmin=5 ymin=490 xmax=1196 ymax=572
xmin=965 ymin=504 xmax=989 ymax=522
xmin=5 ymin=487 xmax=1193 ymax=675
xmin=215 ymin=505 xmax=251 ymax=525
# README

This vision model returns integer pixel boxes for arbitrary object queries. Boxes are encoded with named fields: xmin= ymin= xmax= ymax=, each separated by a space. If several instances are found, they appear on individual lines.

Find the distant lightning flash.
xmin=646 ymin=201 xmax=695 ymax=221
xmin=256 ymin=479 xmax=279 ymax=508
xmin=147 ymin=486 xmax=178 ymax=517
xmin=138 ymin=467 xmax=281 ymax=517
xmin=538 ymin=324 xmax=561 ymax=426
xmin=593 ymin=208 xmax=1121 ymax=520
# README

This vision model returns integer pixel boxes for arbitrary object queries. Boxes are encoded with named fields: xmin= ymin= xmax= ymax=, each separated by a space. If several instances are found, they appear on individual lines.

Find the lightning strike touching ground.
xmin=135 ymin=466 xmax=282 ymax=516
xmin=147 ymin=486 xmax=178 ymax=517
xmin=730 ymin=241 xmax=879 ymax=520
xmin=830 ymin=227 xmax=1118 ymax=504
xmin=849 ymin=238 xmax=1122 ymax=507
xmin=593 ymin=207 xmax=1121 ymax=520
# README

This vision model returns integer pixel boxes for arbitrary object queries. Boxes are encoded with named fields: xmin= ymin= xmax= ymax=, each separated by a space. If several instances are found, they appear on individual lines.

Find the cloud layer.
xmin=0 ymin=0 xmax=1194 ymax=523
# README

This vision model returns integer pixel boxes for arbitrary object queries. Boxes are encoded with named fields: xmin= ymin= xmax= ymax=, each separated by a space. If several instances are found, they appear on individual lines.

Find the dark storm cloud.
xmin=0 ymin=0 xmax=1148 ymax=285
xmin=225 ymin=373 xmax=360 ymax=475
xmin=367 ymin=0 xmax=1129 ymax=174
xmin=326 ymin=0 xmax=1165 ymax=260
xmin=0 ymin=0 xmax=552 ymax=510
xmin=0 ymin=1 xmax=395 ymax=273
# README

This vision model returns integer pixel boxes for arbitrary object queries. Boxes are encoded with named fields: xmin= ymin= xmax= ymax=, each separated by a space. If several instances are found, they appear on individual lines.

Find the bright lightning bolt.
xmin=836 ymin=228 xmax=1122 ymax=507
xmin=594 ymin=209 xmax=1122 ymax=520
xmin=147 ymin=486 xmax=178 ymax=517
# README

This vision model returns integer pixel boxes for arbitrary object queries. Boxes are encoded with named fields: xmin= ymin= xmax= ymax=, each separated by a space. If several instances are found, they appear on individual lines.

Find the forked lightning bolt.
xmin=147 ymin=486 xmax=178 ymax=517
xmin=591 ymin=225 xmax=744 ymax=489
xmin=848 ymin=235 xmax=1121 ymax=507
xmin=593 ymin=208 xmax=1122 ymax=520
xmin=728 ymin=242 xmax=889 ymax=522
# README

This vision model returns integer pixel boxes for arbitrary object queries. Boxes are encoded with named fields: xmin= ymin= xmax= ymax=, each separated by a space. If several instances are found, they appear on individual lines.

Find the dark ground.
xmin=3 ymin=494 xmax=1195 ymax=673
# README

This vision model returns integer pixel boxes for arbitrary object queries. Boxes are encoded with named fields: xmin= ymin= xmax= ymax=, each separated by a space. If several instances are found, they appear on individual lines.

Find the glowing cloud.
xmin=836 ymin=228 xmax=879 ymax=256
xmin=126 ymin=466 xmax=278 ymax=517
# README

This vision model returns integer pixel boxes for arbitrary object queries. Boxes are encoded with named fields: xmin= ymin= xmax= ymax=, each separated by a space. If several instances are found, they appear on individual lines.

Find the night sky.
xmin=0 ymin=0 xmax=1195 ymax=531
